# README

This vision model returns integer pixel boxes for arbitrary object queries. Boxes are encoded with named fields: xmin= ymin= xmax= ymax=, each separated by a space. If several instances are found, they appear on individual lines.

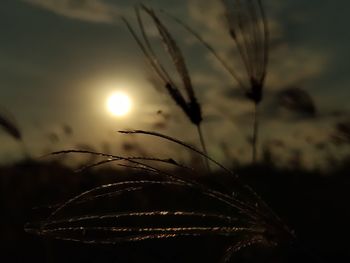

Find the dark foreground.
xmin=1 ymin=159 xmax=349 ymax=263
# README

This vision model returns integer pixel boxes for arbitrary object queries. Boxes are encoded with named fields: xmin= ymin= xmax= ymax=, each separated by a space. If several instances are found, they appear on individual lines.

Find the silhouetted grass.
xmin=0 ymin=111 xmax=22 ymax=141
xmin=25 ymin=130 xmax=299 ymax=262
xmin=331 ymin=120 xmax=350 ymax=145
xmin=1 ymin=158 xmax=347 ymax=262
xmin=0 ymin=109 xmax=32 ymax=160
xmin=277 ymin=87 xmax=317 ymax=117
xmin=168 ymin=0 xmax=269 ymax=164
xmin=11 ymin=1 xmax=348 ymax=262
xmin=122 ymin=5 xmax=210 ymax=170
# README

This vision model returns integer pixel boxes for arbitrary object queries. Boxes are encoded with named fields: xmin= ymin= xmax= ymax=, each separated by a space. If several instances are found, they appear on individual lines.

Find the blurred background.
xmin=0 ymin=0 xmax=349 ymax=262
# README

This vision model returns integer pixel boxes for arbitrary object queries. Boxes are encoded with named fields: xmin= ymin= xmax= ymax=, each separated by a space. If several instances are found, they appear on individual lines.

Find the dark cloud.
xmin=22 ymin=0 xmax=121 ymax=23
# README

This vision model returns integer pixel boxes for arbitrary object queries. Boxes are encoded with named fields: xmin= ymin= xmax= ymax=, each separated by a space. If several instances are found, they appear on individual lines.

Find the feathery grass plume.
xmin=278 ymin=87 xmax=317 ymax=117
xmin=0 ymin=109 xmax=30 ymax=159
xmin=122 ymin=5 xmax=210 ymax=170
xmin=166 ymin=0 xmax=269 ymax=164
xmin=0 ymin=112 xmax=22 ymax=141
xmin=27 ymin=131 xmax=295 ymax=261
xmin=331 ymin=120 xmax=350 ymax=145
xmin=221 ymin=0 xmax=269 ymax=164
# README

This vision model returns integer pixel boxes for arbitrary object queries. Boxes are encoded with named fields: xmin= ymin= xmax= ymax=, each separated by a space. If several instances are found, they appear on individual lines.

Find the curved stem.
xmin=252 ymin=102 xmax=259 ymax=164
xmin=197 ymin=125 xmax=210 ymax=172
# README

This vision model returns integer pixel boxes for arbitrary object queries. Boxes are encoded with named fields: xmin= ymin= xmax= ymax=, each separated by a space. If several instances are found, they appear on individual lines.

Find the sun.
xmin=106 ymin=92 xmax=132 ymax=117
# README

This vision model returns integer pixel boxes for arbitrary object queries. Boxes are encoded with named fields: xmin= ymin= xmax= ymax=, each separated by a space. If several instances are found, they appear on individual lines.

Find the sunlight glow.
xmin=107 ymin=92 xmax=132 ymax=117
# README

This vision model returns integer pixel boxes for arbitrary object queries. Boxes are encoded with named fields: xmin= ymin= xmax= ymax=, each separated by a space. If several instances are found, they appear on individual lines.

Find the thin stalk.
xmin=252 ymin=102 xmax=259 ymax=164
xmin=196 ymin=125 xmax=210 ymax=171
xmin=20 ymin=141 xmax=31 ymax=160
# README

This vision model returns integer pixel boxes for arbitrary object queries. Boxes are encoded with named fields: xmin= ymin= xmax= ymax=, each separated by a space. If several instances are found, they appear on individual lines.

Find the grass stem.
xmin=252 ymin=102 xmax=259 ymax=164
xmin=197 ymin=125 xmax=210 ymax=171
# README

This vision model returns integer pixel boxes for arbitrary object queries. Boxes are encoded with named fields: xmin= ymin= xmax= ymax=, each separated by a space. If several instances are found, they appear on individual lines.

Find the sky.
xmin=0 ymin=0 xmax=349 ymax=167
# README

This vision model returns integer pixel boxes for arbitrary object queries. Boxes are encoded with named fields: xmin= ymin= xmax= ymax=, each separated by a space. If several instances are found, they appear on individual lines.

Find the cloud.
xmin=23 ymin=0 xmax=121 ymax=23
xmin=186 ymin=0 xmax=328 ymax=92
xmin=267 ymin=45 xmax=328 ymax=90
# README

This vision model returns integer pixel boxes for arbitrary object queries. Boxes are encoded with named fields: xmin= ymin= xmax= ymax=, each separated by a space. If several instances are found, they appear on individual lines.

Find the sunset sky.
xmin=0 ymin=0 xmax=349 ymax=167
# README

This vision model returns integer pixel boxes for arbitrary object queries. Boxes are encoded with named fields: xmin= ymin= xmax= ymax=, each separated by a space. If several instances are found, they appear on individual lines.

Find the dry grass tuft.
xmin=223 ymin=0 xmax=269 ymax=104
xmin=27 ymin=131 xmax=295 ymax=262
xmin=168 ymin=0 xmax=269 ymax=164
xmin=122 ymin=5 xmax=209 ymax=170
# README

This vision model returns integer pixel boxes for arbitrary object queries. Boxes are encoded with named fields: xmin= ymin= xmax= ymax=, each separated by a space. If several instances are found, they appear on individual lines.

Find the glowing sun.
xmin=107 ymin=92 xmax=132 ymax=117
